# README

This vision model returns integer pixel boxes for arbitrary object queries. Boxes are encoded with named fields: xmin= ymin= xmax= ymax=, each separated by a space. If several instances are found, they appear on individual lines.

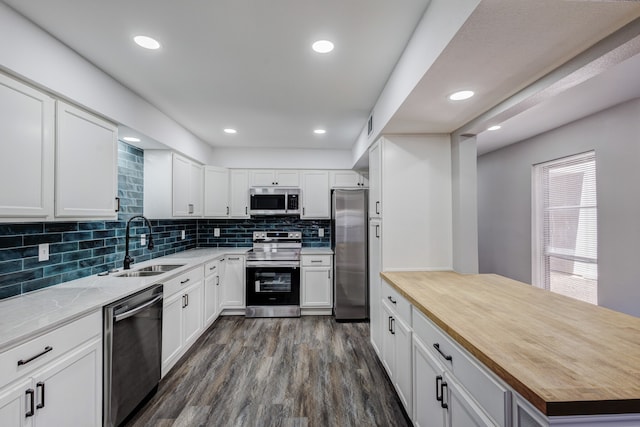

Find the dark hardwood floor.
xmin=126 ymin=316 xmax=411 ymax=427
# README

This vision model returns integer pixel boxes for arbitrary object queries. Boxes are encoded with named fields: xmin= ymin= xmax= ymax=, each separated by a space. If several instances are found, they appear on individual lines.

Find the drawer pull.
xmin=36 ymin=382 xmax=45 ymax=409
xmin=433 ymin=343 xmax=452 ymax=361
xmin=25 ymin=389 xmax=35 ymax=417
xmin=209 ymin=266 xmax=217 ymax=271
xmin=387 ymin=296 xmax=396 ymax=304
xmin=18 ymin=346 xmax=53 ymax=366
xmin=228 ymin=257 xmax=240 ymax=261
xmin=310 ymin=260 xmax=323 ymax=263
xmin=180 ymin=278 xmax=190 ymax=285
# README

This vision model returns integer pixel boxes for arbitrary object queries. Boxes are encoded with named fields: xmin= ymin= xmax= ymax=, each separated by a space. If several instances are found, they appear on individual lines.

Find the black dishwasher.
xmin=103 ymin=284 xmax=163 ymax=426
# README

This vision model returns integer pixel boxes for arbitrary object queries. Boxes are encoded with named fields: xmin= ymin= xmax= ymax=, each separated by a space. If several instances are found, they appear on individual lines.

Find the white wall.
xmin=352 ymin=0 xmax=481 ymax=167
xmin=0 ymin=3 xmax=213 ymax=164
xmin=478 ymin=98 xmax=640 ymax=317
xmin=209 ymin=147 xmax=354 ymax=170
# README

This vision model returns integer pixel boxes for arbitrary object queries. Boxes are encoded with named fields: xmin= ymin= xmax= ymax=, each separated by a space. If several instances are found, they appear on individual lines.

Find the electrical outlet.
xmin=38 ymin=243 xmax=49 ymax=262
xmin=141 ymin=234 xmax=146 ymax=246
xmin=214 ymin=228 xmax=220 ymax=237
xmin=318 ymin=228 xmax=324 ymax=237
xmin=181 ymin=230 xmax=186 ymax=240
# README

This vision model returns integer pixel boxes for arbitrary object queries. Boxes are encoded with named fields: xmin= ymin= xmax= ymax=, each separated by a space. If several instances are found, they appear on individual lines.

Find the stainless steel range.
xmin=245 ymin=231 xmax=302 ymax=318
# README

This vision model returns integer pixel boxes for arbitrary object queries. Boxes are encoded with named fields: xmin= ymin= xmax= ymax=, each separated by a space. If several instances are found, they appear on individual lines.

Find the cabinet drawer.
xmin=163 ymin=267 xmax=204 ymax=298
xmin=204 ymin=258 xmax=220 ymax=278
xmin=412 ymin=308 xmax=511 ymax=426
xmin=0 ymin=310 xmax=101 ymax=386
xmin=381 ymin=279 xmax=411 ymax=323
xmin=302 ymin=255 xmax=331 ymax=267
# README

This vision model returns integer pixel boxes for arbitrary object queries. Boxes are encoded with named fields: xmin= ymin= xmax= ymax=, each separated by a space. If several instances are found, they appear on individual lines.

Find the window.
xmin=533 ymin=151 xmax=597 ymax=304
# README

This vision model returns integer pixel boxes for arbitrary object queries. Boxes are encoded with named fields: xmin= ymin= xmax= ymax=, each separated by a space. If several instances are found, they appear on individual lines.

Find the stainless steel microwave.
xmin=249 ymin=188 xmax=300 ymax=216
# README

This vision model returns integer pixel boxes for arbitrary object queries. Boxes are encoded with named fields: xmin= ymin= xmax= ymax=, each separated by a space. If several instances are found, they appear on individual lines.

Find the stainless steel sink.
xmin=136 ymin=264 xmax=184 ymax=273
xmin=116 ymin=271 xmax=165 ymax=278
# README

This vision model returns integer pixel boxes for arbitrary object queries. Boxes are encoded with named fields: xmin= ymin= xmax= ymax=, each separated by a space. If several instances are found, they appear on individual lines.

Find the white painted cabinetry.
xmin=301 ymin=171 xmax=330 ymax=218
xmin=173 ymin=153 xmax=203 ymax=217
xmin=203 ymin=259 xmax=221 ymax=326
xmin=250 ymin=170 xmax=299 ymax=187
xmin=204 ymin=166 xmax=229 ymax=217
xmin=300 ymin=254 xmax=332 ymax=309
xmin=329 ymin=170 xmax=368 ymax=188
xmin=368 ymin=141 xmax=381 ymax=218
xmin=0 ymin=72 xmax=54 ymax=221
xmin=0 ymin=311 xmax=102 ymax=426
xmin=369 ymin=219 xmax=382 ymax=357
xmin=161 ymin=267 xmax=204 ymax=376
xmin=229 ymin=170 xmax=250 ymax=217
xmin=220 ymin=255 xmax=245 ymax=310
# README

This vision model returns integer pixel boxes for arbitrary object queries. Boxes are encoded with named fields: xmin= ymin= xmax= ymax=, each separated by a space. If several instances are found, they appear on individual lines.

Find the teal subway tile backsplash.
xmin=0 ymin=141 xmax=331 ymax=301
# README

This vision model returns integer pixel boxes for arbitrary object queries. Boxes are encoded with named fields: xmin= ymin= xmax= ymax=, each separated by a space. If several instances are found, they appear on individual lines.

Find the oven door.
xmin=246 ymin=265 xmax=300 ymax=306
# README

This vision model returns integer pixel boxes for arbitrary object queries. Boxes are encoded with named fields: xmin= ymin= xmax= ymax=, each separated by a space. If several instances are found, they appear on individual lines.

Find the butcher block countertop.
xmin=380 ymin=271 xmax=640 ymax=417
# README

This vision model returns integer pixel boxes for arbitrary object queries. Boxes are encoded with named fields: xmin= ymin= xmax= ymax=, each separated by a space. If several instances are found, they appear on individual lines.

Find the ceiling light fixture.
xmin=122 ymin=136 xmax=141 ymax=142
xmin=449 ymin=90 xmax=475 ymax=101
xmin=133 ymin=35 xmax=161 ymax=50
xmin=487 ymin=125 xmax=501 ymax=131
xmin=223 ymin=128 xmax=237 ymax=134
xmin=312 ymin=40 xmax=334 ymax=54
xmin=313 ymin=129 xmax=326 ymax=135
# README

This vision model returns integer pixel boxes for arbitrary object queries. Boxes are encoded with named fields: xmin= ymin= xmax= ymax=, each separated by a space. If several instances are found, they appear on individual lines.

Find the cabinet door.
xmin=0 ymin=377 xmax=31 ymax=426
xmin=301 ymin=267 xmax=332 ymax=308
xmin=368 ymin=140 xmax=381 ymax=218
xmin=330 ymin=171 xmax=365 ymax=188
xmin=172 ymin=154 xmax=190 ymax=216
xmin=204 ymin=166 xmax=229 ymax=217
xmin=204 ymin=263 xmax=220 ymax=326
xmin=250 ymin=170 xmax=276 ymax=186
xmin=413 ymin=337 xmax=446 ymax=427
xmin=0 ymin=73 xmax=54 ymax=220
xmin=275 ymin=170 xmax=300 ymax=187
xmin=381 ymin=301 xmax=395 ymax=378
xmin=182 ymin=281 xmax=204 ymax=348
xmin=229 ymin=170 xmax=249 ymax=217
xmin=55 ymin=101 xmax=117 ymax=218
xmin=162 ymin=292 xmax=183 ymax=374
xmin=395 ymin=316 xmax=413 ymax=417
xmin=33 ymin=339 xmax=101 ymax=427
xmin=221 ymin=256 xmax=245 ymax=308
xmin=369 ymin=220 xmax=382 ymax=356
xmin=189 ymin=162 xmax=203 ymax=216
xmin=445 ymin=375 xmax=496 ymax=427
xmin=301 ymin=171 xmax=330 ymax=218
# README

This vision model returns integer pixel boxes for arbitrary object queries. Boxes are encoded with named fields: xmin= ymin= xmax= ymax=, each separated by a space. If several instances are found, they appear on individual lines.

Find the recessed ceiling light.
xmin=313 ymin=129 xmax=326 ymax=135
xmin=223 ymin=128 xmax=237 ymax=134
xmin=133 ymin=35 xmax=161 ymax=50
xmin=122 ymin=136 xmax=141 ymax=142
xmin=487 ymin=125 xmax=501 ymax=131
xmin=312 ymin=40 xmax=334 ymax=54
xmin=449 ymin=90 xmax=475 ymax=101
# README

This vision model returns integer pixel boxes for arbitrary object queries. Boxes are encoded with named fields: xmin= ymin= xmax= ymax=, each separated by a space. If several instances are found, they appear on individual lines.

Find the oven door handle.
xmin=246 ymin=262 xmax=299 ymax=268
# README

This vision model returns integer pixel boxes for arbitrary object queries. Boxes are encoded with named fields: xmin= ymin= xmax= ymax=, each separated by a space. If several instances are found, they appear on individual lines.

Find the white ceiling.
xmin=3 ymin=0 xmax=640 ymax=156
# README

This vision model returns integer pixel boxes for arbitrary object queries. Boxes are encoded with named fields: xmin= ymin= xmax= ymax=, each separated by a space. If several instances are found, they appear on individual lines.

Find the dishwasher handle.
xmin=114 ymin=295 xmax=163 ymax=322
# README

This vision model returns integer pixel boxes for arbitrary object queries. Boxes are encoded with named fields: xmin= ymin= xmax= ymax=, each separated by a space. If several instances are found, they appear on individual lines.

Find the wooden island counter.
xmin=380 ymin=270 xmax=640 ymax=425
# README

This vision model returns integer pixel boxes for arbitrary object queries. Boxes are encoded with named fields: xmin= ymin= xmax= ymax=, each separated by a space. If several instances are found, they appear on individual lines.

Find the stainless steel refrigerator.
xmin=332 ymin=189 xmax=368 ymax=321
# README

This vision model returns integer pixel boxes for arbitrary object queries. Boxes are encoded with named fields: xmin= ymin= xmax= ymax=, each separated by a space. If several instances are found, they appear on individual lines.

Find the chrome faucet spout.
xmin=123 ymin=215 xmax=154 ymax=270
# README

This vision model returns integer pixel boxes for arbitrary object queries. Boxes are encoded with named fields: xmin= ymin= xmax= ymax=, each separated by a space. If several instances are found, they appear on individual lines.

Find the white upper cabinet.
xmin=368 ymin=141 xmax=382 ymax=218
xmin=250 ymin=170 xmax=299 ymax=187
xmin=173 ymin=153 xmax=203 ymax=217
xmin=55 ymin=101 xmax=118 ymax=219
xmin=204 ymin=166 xmax=230 ymax=217
xmin=0 ymin=73 xmax=55 ymax=220
xmin=330 ymin=170 xmax=368 ymax=188
xmin=301 ymin=171 xmax=330 ymax=219
xmin=229 ymin=169 xmax=250 ymax=218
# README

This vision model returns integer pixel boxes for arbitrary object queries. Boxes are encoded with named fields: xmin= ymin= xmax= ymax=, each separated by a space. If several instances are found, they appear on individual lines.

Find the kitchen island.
xmin=381 ymin=270 xmax=640 ymax=425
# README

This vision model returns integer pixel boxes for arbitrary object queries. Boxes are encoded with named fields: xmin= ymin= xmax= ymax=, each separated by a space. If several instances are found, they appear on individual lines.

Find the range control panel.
xmin=252 ymin=231 xmax=302 ymax=241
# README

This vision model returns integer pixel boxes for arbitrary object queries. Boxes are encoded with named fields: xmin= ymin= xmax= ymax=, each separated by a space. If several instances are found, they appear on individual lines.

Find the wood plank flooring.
xmin=126 ymin=316 xmax=411 ymax=427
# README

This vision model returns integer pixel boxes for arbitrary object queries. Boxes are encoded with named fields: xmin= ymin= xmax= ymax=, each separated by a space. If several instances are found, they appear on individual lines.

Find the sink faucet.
xmin=123 ymin=215 xmax=155 ymax=270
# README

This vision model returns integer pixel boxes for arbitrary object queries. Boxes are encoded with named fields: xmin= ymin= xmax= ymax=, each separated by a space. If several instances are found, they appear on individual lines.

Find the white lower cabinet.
xmin=161 ymin=267 xmax=204 ymax=376
xmin=369 ymin=220 xmax=382 ymax=357
xmin=203 ymin=259 xmax=221 ymax=326
xmin=413 ymin=335 xmax=447 ymax=427
xmin=220 ymin=255 xmax=245 ymax=310
xmin=0 ymin=311 xmax=101 ymax=426
xmin=301 ymin=254 xmax=332 ymax=309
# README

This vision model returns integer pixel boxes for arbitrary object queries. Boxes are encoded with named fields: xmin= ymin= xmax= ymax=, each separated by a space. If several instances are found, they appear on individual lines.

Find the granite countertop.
xmin=0 ymin=247 xmax=250 ymax=352
xmin=381 ymin=270 xmax=640 ymax=417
